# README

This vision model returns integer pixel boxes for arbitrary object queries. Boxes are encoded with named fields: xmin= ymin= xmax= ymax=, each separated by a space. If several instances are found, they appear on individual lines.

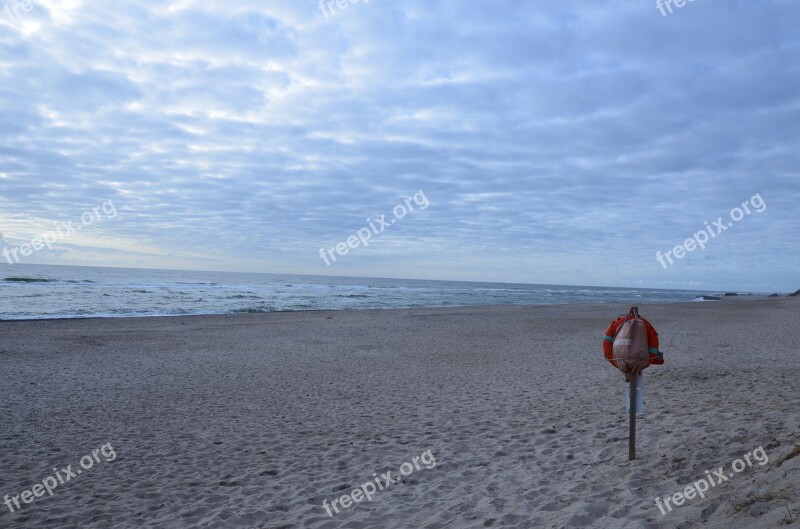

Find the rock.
xmin=789 ymin=289 xmax=800 ymax=297
xmin=724 ymin=292 xmax=739 ymax=296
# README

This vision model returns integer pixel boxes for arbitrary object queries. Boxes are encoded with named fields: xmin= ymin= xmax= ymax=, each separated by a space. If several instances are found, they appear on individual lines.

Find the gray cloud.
xmin=0 ymin=0 xmax=797 ymax=291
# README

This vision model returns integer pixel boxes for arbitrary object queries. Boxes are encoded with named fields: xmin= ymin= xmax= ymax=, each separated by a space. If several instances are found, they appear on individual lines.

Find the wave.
xmin=230 ymin=306 xmax=275 ymax=314
xmin=3 ymin=277 xmax=94 ymax=284
xmin=4 ymin=277 xmax=57 ymax=283
xmin=693 ymin=296 xmax=722 ymax=301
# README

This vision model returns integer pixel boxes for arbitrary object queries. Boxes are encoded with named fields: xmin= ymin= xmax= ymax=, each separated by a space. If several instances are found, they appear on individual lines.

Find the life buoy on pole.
xmin=602 ymin=307 xmax=664 ymax=461
xmin=602 ymin=311 xmax=664 ymax=372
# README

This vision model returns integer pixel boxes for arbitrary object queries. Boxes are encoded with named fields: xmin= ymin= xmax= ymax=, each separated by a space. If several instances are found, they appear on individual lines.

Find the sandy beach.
xmin=1 ymin=296 xmax=798 ymax=528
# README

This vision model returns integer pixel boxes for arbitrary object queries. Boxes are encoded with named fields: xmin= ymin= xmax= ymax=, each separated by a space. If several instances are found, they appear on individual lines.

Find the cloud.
xmin=0 ymin=0 xmax=798 ymax=291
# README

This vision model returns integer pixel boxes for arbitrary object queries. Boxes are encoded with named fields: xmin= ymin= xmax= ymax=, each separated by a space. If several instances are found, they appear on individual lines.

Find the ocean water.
xmin=0 ymin=264 xmax=726 ymax=320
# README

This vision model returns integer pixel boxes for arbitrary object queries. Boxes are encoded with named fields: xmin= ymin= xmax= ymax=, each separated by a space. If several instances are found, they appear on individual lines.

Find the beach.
xmin=1 ymin=296 xmax=798 ymax=528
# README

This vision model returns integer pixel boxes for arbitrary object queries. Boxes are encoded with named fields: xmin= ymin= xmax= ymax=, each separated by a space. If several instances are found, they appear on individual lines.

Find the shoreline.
xmin=0 ymin=293 xmax=788 ymax=323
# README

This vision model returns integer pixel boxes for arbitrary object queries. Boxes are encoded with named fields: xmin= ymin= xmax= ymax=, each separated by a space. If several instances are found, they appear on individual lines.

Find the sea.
xmin=0 ymin=264 xmax=733 ymax=320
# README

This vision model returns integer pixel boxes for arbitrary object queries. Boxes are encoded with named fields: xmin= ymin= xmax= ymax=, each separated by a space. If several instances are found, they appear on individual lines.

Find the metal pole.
xmin=629 ymin=373 xmax=637 ymax=461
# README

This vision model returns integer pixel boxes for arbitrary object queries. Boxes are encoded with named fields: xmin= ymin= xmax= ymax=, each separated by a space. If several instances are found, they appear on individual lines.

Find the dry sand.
xmin=0 ymin=296 xmax=798 ymax=528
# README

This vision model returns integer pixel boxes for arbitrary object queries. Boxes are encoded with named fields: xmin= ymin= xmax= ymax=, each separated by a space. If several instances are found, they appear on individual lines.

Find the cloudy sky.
xmin=0 ymin=0 xmax=797 ymax=292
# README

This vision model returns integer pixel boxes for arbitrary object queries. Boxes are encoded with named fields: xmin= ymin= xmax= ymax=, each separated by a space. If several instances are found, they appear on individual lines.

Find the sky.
xmin=0 ymin=0 xmax=798 ymax=292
